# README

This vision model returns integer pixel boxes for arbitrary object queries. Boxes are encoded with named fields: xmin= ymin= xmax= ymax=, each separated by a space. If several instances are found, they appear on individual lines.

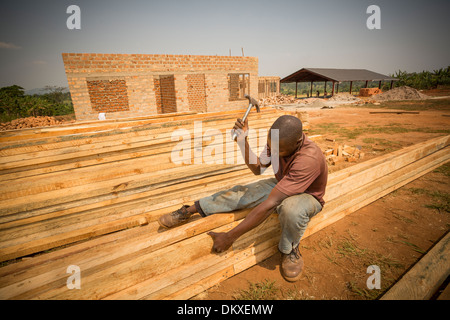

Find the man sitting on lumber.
xmin=158 ymin=115 xmax=328 ymax=282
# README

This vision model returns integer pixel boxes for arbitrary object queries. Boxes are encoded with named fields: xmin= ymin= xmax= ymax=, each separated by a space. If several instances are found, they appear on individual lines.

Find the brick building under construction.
xmin=62 ymin=53 xmax=265 ymax=121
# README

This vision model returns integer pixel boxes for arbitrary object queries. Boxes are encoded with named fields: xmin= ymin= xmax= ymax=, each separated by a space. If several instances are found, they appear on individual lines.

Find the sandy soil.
xmin=194 ymin=97 xmax=450 ymax=300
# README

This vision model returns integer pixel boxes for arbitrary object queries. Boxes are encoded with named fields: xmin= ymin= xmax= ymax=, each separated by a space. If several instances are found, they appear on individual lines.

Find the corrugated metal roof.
xmin=281 ymin=68 xmax=398 ymax=83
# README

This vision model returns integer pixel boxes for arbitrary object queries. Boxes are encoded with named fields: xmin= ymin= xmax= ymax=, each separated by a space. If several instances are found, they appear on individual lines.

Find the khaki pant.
xmin=197 ymin=178 xmax=322 ymax=254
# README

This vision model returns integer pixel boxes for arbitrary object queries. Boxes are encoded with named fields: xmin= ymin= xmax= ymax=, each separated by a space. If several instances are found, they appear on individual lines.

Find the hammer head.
xmin=245 ymin=94 xmax=260 ymax=112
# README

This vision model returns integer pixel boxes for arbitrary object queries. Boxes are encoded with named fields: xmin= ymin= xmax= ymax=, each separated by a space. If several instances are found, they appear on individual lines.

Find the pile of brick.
xmin=0 ymin=116 xmax=65 ymax=131
xmin=359 ymin=88 xmax=382 ymax=97
xmin=324 ymin=143 xmax=365 ymax=165
xmin=259 ymin=94 xmax=297 ymax=106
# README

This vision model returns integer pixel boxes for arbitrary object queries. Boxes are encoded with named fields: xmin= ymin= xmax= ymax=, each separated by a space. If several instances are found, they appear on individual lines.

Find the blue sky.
xmin=0 ymin=0 xmax=449 ymax=90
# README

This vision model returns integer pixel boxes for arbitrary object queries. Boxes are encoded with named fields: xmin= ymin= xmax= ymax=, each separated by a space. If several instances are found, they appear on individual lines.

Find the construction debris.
xmin=325 ymin=144 xmax=364 ymax=165
xmin=372 ymin=86 xmax=430 ymax=101
xmin=259 ymin=94 xmax=297 ymax=106
xmin=359 ymin=88 xmax=382 ymax=97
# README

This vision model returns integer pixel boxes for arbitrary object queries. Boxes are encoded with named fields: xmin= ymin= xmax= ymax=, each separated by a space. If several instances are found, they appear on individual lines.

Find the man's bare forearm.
xmin=227 ymin=198 xmax=278 ymax=243
xmin=239 ymin=136 xmax=262 ymax=175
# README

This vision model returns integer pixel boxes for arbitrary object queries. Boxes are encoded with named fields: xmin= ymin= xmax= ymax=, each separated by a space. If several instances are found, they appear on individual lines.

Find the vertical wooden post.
xmin=349 ymin=81 xmax=353 ymax=94
xmin=295 ymin=81 xmax=298 ymax=99
xmin=365 ymin=80 xmax=368 ymax=88
xmin=331 ymin=81 xmax=335 ymax=96
xmin=310 ymin=81 xmax=313 ymax=97
xmin=324 ymin=81 xmax=327 ymax=97
xmin=336 ymin=82 xmax=339 ymax=94
xmin=390 ymin=80 xmax=394 ymax=90
xmin=378 ymin=81 xmax=382 ymax=89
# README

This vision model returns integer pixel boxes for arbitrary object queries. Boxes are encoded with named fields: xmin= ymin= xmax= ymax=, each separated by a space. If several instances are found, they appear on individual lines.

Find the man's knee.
xmin=277 ymin=193 xmax=322 ymax=224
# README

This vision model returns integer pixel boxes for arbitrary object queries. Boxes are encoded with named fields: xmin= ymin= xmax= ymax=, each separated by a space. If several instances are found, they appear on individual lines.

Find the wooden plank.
xmin=106 ymin=219 xmax=280 ymax=300
xmin=0 ymin=169 xmax=272 ymax=261
xmin=0 ymin=109 xmax=269 ymax=139
xmin=0 ymin=108 xmax=277 ymax=145
xmin=380 ymin=232 xmax=450 ymax=300
xmin=0 ymin=117 xmax=274 ymax=172
xmin=0 ymin=115 xmax=274 ymax=166
xmin=437 ymin=282 xmax=450 ymax=300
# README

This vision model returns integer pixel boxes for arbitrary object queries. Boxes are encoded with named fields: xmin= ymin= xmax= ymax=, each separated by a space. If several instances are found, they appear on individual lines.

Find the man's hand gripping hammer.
xmin=231 ymin=94 xmax=260 ymax=141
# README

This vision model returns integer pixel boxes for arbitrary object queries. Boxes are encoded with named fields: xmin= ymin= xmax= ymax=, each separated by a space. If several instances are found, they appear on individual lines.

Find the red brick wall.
xmin=86 ymin=79 xmax=130 ymax=112
xmin=153 ymin=77 xmax=162 ymax=114
xmin=62 ymin=53 xmax=259 ymax=120
xmin=159 ymin=75 xmax=176 ymax=113
xmin=186 ymin=74 xmax=206 ymax=112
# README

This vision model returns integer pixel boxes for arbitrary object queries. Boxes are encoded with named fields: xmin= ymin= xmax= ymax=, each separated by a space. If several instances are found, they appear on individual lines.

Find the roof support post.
xmin=331 ymin=81 xmax=335 ymax=96
xmin=390 ymin=80 xmax=394 ymax=90
xmin=365 ymin=80 xmax=369 ymax=88
xmin=336 ymin=82 xmax=339 ymax=94
xmin=295 ymin=81 xmax=298 ymax=99
xmin=324 ymin=81 xmax=327 ymax=98
xmin=349 ymin=81 xmax=353 ymax=95
xmin=310 ymin=81 xmax=313 ymax=97
xmin=378 ymin=80 xmax=382 ymax=89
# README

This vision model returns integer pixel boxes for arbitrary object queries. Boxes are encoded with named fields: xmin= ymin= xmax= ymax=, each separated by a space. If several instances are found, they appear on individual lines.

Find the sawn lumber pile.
xmin=0 ymin=108 xmax=449 ymax=300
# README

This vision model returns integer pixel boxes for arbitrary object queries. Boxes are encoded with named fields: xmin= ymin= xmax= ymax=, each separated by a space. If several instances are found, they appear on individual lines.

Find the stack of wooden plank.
xmin=0 ymin=108 xmax=448 ymax=300
xmin=0 ymin=108 xmax=288 ymax=263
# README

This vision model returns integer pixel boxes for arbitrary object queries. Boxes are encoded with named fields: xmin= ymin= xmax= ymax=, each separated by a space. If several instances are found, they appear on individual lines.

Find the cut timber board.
xmin=380 ymin=232 xmax=450 ymax=300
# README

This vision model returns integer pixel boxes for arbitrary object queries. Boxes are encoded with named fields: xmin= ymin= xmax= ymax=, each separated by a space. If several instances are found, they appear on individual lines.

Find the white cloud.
xmin=0 ymin=41 xmax=21 ymax=49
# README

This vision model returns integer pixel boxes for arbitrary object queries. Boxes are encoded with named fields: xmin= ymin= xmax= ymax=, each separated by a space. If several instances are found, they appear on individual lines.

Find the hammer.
xmin=232 ymin=94 xmax=260 ymax=141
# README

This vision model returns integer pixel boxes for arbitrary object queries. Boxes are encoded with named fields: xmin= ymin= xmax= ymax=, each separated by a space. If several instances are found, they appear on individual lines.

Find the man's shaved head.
xmin=270 ymin=115 xmax=303 ymax=144
xmin=268 ymin=115 xmax=303 ymax=157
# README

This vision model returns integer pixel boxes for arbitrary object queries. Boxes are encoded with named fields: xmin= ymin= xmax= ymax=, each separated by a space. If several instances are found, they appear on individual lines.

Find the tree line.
xmin=0 ymin=85 xmax=74 ymax=122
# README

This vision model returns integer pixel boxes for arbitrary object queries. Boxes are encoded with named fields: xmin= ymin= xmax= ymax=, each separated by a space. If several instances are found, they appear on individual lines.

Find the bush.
xmin=392 ymin=67 xmax=450 ymax=90
xmin=0 ymin=85 xmax=74 ymax=122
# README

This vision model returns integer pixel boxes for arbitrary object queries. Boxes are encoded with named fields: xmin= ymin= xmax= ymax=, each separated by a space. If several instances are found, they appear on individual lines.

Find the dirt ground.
xmin=194 ymin=95 xmax=450 ymax=300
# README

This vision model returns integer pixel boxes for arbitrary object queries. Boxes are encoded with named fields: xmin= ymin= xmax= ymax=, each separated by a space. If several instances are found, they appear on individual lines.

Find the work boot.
xmin=281 ymin=245 xmax=304 ymax=282
xmin=158 ymin=205 xmax=192 ymax=229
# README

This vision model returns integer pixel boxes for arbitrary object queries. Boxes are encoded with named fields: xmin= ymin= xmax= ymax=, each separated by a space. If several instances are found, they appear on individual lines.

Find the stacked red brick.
xmin=62 ymin=53 xmax=259 ymax=120
xmin=186 ymin=74 xmax=207 ymax=113
xmin=86 ymin=79 xmax=130 ymax=113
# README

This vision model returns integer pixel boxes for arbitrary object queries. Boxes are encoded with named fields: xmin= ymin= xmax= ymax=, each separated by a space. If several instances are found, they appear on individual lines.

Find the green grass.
xmin=400 ymin=241 xmax=426 ymax=254
xmin=407 ymin=187 xmax=450 ymax=213
xmin=233 ymin=279 xmax=279 ymax=300
xmin=433 ymin=163 xmax=450 ymax=177
xmin=346 ymin=281 xmax=380 ymax=300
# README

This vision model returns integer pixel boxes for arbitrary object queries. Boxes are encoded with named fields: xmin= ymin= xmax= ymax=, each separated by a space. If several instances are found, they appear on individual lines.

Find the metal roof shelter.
xmin=281 ymin=68 xmax=398 ymax=98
